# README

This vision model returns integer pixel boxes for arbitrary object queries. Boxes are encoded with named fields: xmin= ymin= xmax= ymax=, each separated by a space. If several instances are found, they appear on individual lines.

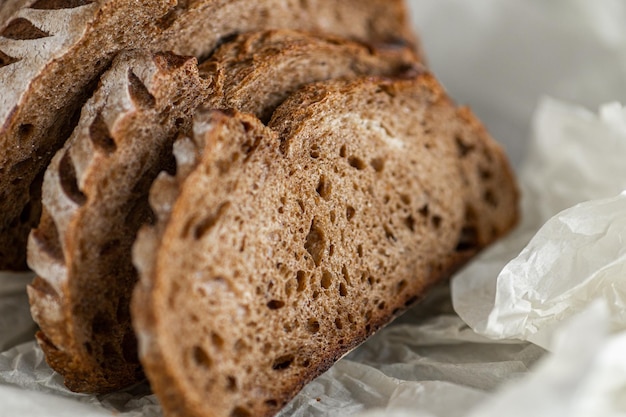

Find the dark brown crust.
xmin=26 ymin=50 xmax=210 ymax=393
xmin=133 ymin=74 xmax=518 ymax=417
xmin=26 ymin=31 xmax=420 ymax=394
xmin=0 ymin=0 xmax=417 ymax=270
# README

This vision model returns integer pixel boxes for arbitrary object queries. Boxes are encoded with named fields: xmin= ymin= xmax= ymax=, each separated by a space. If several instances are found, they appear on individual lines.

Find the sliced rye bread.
xmin=0 ymin=0 xmax=417 ymax=270
xmin=131 ymin=74 xmax=518 ymax=417
xmin=27 ymin=49 xmax=213 ymax=393
xmin=27 ymin=30 xmax=417 ymax=393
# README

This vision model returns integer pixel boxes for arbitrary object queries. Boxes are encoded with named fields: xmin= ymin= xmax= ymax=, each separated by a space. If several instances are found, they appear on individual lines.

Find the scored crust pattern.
xmin=27 ymin=50 xmax=212 ymax=392
xmin=0 ymin=0 xmax=416 ymax=270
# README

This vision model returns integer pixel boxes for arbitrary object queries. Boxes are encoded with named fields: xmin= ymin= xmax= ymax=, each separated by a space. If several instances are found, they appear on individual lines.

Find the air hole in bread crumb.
xmin=329 ymin=210 xmax=336 ymax=224
xmin=230 ymin=406 xmax=251 ymax=417
xmin=31 ymin=0 xmax=93 ymax=9
xmin=307 ymin=319 xmax=320 ymax=333
xmin=370 ymin=158 xmax=385 ymax=172
xmin=397 ymin=280 xmax=407 ymax=293
xmin=191 ymin=345 xmax=212 ymax=368
xmin=346 ymin=206 xmax=356 ymax=221
xmin=455 ymin=226 xmax=479 ymax=252
xmin=1 ymin=18 xmax=50 ymax=40
xmin=296 ymin=271 xmax=307 ymax=292
xmin=234 ymin=339 xmax=246 ymax=352
xmin=431 ymin=215 xmax=442 ymax=229
xmin=226 ymin=375 xmax=237 ymax=392
xmin=479 ymin=168 xmax=493 ymax=180
xmin=267 ymin=300 xmax=285 ymax=310
xmin=357 ymin=244 xmax=363 ymax=257
xmin=339 ymin=145 xmax=347 ymax=158
xmin=341 ymin=265 xmax=351 ymax=286
xmin=455 ymin=135 xmax=475 ymax=157
xmin=211 ymin=332 xmax=224 ymax=349
xmin=310 ymin=145 xmax=320 ymax=159
xmin=335 ymin=317 xmax=343 ymax=329
xmin=272 ymin=354 xmax=294 ymax=370
xmin=304 ymin=218 xmax=325 ymax=267
xmin=0 ymin=50 xmax=19 ymax=68
xmin=89 ymin=113 xmax=117 ymax=154
xmin=419 ymin=204 xmax=429 ymax=217
xmin=265 ymin=399 xmax=278 ymax=408
xmin=348 ymin=156 xmax=366 ymax=170
xmin=321 ymin=270 xmax=333 ymax=289
xmin=58 ymin=151 xmax=86 ymax=205
xmin=339 ymin=283 xmax=347 ymax=297
xmin=347 ymin=313 xmax=355 ymax=325
xmin=404 ymin=215 xmax=415 ymax=232
xmin=316 ymin=175 xmax=331 ymax=199
xmin=383 ymin=225 xmax=397 ymax=242
xmin=128 ymin=70 xmax=156 ymax=108
xmin=483 ymin=189 xmax=498 ymax=207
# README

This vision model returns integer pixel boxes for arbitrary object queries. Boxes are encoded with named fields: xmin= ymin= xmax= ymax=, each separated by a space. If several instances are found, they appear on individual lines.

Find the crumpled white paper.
xmin=453 ymin=99 xmax=626 ymax=350
xmin=3 ymin=1 xmax=626 ymax=416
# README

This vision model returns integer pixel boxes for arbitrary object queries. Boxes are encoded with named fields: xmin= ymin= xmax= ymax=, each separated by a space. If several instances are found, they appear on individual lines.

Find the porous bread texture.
xmin=27 ymin=49 xmax=212 ymax=393
xmin=26 ymin=30 xmax=418 ymax=393
xmin=0 ymin=0 xmax=416 ymax=270
xmin=202 ymin=30 xmax=418 ymax=122
xmin=132 ymin=74 xmax=518 ymax=417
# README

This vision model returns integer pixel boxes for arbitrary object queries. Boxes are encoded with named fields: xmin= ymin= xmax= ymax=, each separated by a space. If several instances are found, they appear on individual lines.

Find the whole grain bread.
xmin=27 ymin=49 xmax=212 ymax=393
xmin=132 ymin=74 xmax=518 ymax=417
xmin=27 ymin=30 xmax=418 ymax=393
xmin=0 ymin=0 xmax=417 ymax=270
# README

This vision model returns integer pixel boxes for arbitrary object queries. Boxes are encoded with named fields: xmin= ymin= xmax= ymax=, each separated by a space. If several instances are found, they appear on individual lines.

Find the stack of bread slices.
xmin=0 ymin=2 xmax=519 ymax=417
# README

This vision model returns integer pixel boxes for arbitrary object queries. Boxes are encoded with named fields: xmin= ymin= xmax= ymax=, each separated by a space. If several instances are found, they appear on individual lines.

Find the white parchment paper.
xmin=2 ymin=1 xmax=626 ymax=416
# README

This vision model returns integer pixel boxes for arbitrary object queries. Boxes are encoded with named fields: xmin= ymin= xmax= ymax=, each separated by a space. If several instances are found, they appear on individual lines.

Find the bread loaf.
xmin=0 ymin=0 xmax=417 ymax=270
xmin=27 ymin=30 xmax=417 ymax=393
xmin=132 ymin=74 xmax=518 ymax=417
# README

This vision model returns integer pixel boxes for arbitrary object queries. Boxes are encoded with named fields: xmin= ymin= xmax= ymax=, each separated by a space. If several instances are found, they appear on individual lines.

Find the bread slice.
xmin=26 ymin=49 xmax=213 ymax=393
xmin=0 ymin=0 xmax=417 ymax=270
xmin=201 ymin=30 xmax=418 ymax=123
xmin=132 ymin=74 xmax=518 ymax=417
xmin=26 ymin=30 xmax=417 ymax=393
